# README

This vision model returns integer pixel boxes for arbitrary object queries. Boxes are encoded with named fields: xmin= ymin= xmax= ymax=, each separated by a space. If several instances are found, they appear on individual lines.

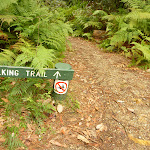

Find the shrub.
xmin=101 ymin=0 xmax=150 ymax=68
xmin=0 ymin=1 xmax=72 ymax=149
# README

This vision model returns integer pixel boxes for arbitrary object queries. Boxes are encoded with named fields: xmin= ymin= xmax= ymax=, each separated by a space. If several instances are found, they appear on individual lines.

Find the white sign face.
xmin=54 ymin=80 xmax=69 ymax=94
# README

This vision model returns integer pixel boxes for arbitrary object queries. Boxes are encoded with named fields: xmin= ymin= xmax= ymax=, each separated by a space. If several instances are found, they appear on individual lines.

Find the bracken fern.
xmin=102 ymin=0 xmax=150 ymax=68
xmin=0 ymin=1 xmax=71 ymax=149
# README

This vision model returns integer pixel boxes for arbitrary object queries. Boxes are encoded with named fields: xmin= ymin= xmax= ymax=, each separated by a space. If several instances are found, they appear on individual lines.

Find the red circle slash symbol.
xmin=55 ymin=82 xmax=67 ymax=94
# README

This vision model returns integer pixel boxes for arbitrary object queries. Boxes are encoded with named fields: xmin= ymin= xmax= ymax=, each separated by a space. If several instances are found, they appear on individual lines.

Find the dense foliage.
xmin=61 ymin=0 xmax=150 ymax=69
xmin=0 ymin=0 xmax=72 ymax=70
xmin=102 ymin=0 xmax=150 ymax=69
xmin=0 ymin=0 xmax=150 ymax=149
xmin=0 ymin=0 xmax=72 ymax=149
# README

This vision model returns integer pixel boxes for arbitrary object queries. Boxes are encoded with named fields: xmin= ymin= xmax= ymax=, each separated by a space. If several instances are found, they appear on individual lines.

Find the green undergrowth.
xmin=0 ymin=1 xmax=78 ymax=149
xmin=63 ymin=93 xmax=80 ymax=112
xmin=0 ymin=77 xmax=80 ymax=150
xmin=100 ymin=0 xmax=150 ymax=69
xmin=60 ymin=0 xmax=150 ymax=69
xmin=58 ymin=2 xmax=107 ymax=39
xmin=3 ymin=126 xmax=26 ymax=150
xmin=0 ymin=77 xmax=53 ymax=149
xmin=1 ymin=0 xmax=149 ymax=149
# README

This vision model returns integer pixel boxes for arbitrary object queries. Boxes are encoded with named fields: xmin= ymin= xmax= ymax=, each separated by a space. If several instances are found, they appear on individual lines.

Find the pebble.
xmin=96 ymin=123 xmax=107 ymax=131
xmin=77 ymin=134 xmax=89 ymax=144
xmin=87 ymin=116 xmax=91 ymax=122
xmin=95 ymin=106 xmax=99 ymax=111
xmin=127 ymin=108 xmax=134 ymax=112
xmin=70 ymin=118 xmax=77 ymax=122
xmin=79 ymin=122 xmax=82 ymax=126
xmin=51 ymin=118 xmax=56 ymax=122
xmin=86 ymin=123 xmax=90 ymax=127
xmin=57 ymin=104 xmax=63 ymax=113
xmin=117 ymin=100 xmax=124 ymax=103
xmin=146 ymin=69 xmax=150 ymax=72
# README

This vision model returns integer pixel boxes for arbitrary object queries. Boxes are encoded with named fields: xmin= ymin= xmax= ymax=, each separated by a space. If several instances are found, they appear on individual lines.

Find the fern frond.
xmin=82 ymin=33 xmax=92 ymax=39
xmin=0 ymin=49 xmax=16 ymax=65
xmin=103 ymin=14 xmax=119 ymax=22
xmin=13 ymin=39 xmax=35 ymax=66
xmin=13 ymin=39 xmax=55 ymax=74
xmin=132 ymin=41 xmax=150 ymax=61
xmin=43 ymin=38 xmax=66 ymax=51
xmin=0 ymin=15 xmax=16 ymax=25
xmin=110 ymin=30 xmax=127 ymax=47
xmin=125 ymin=10 xmax=150 ymax=21
xmin=92 ymin=10 xmax=108 ymax=16
xmin=84 ymin=21 xmax=102 ymax=29
xmin=121 ymin=0 xmax=148 ymax=9
xmin=145 ymin=36 xmax=150 ymax=42
xmin=15 ymin=53 xmax=33 ymax=66
xmin=73 ymin=29 xmax=84 ymax=37
xmin=10 ymin=79 xmax=34 ymax=96
xmin=9 ymin=1 xmax=72 ymax=54
xmin=145 ymin=5 xmax=150 ymax=12
xmin=0 ymin=0 xmax=17 ymax=11
xmin=31 ymin=45 xmax=55 ymax=74
xmin=110 ymin=28 xmax=142 ymax=47
xmin=13 ymin=38 xmax=36 ymax=53
xmin=56 ymin=20 xmax=73 ymax=36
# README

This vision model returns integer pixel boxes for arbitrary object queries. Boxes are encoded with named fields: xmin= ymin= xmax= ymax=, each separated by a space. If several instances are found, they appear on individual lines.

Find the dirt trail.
xmin=0 ymin=37 xmax=149 ymax=150
xmin=44 ymin=37 xmax=150 ymax=150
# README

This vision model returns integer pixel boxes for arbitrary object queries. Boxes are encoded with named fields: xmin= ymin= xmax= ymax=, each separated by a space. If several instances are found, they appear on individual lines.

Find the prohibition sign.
xmin=54 ymin=80 xmax=68 ymax=94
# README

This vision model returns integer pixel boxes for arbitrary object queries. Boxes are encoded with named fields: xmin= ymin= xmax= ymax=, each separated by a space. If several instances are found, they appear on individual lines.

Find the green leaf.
xmin=0 ymin=49 xmax=16 ymax=65
xmin=0 ymin=15 xmax=16 ymax=25
xmin=132 ymin=42 xmax=150 ymax=61
xmin=92 ymin=10 xmax=108 ymax=16
xmin=0 ymin=0 xmax=17 ymax=11
xmin=31 ymin=45 xmax=55 ymax=74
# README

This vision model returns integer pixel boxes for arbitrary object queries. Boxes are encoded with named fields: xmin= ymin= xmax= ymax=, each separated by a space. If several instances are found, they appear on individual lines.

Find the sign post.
xmin=0 ymin=63 xmax=74 ymax=100
xmin=52 ymin=63 xmax=73 ymax=100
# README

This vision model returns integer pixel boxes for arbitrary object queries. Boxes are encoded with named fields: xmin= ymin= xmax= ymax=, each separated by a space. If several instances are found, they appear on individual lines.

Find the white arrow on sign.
xmin=53 ymin=71 xmax=61 ymax=79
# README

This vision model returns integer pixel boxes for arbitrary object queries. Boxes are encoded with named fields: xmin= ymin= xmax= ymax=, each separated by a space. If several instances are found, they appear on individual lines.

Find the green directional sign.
xmin=0 ymin=65 xmax=74 ymax=80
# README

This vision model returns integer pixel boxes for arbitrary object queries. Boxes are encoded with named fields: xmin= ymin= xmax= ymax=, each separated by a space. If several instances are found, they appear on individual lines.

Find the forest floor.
xmin=1 ymin=37 xmax=150 ymax=150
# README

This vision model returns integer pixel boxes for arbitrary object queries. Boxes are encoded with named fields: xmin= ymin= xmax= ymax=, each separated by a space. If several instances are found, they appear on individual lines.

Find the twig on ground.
xmin=111 ymin=114 xmax=128 ymax=136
